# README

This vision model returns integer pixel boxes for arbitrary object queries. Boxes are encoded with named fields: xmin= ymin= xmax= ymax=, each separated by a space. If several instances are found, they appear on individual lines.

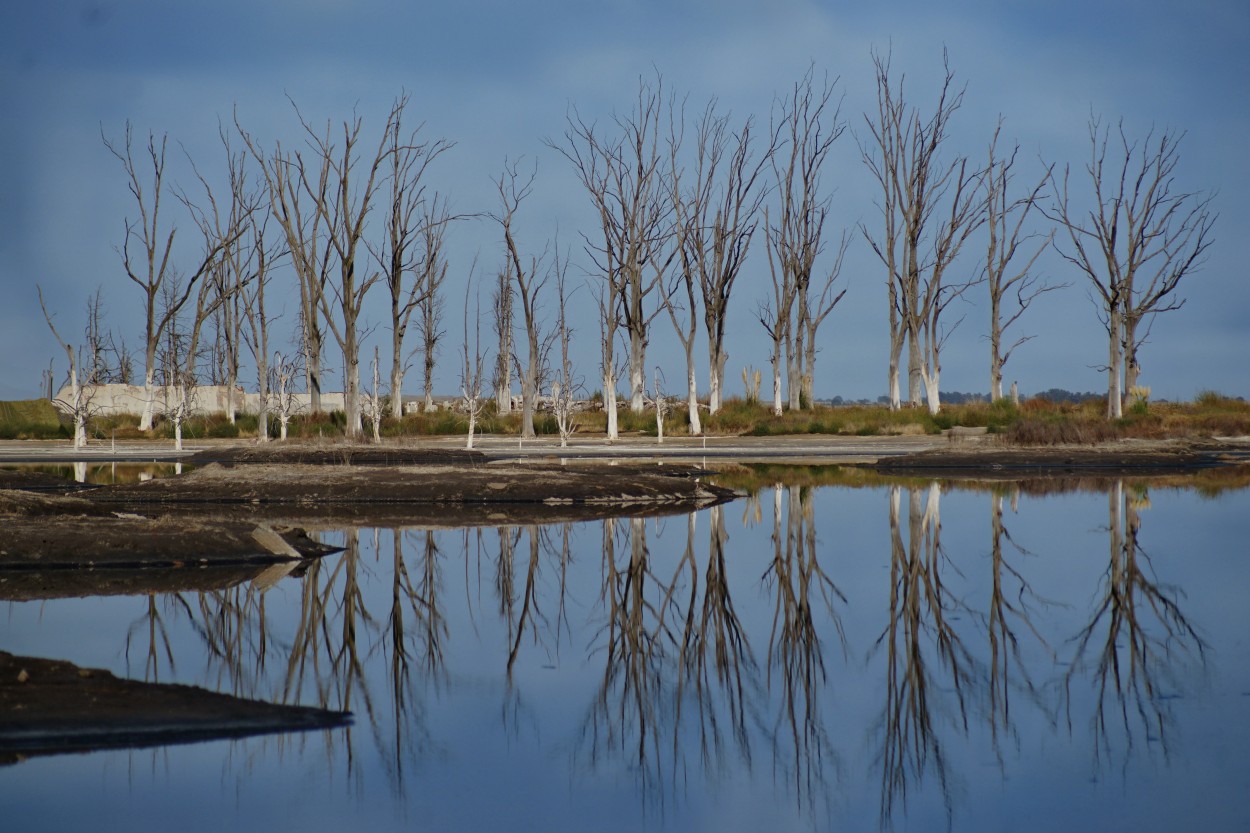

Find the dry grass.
xmin=7 ymin=390 xmax=1247 ymax=445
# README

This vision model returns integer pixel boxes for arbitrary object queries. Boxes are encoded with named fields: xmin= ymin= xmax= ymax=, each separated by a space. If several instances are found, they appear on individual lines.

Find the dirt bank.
xmin=0 ymin=454 xmax=734 ymax=576
xmin=0 ymin=651 xmax=350 ymax=762
xmin=865 ymin=438 xmax=1249 ymax=476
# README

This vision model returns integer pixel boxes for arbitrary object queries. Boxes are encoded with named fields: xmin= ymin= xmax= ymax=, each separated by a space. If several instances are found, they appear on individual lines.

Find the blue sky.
xmin=2 ymin=0 xmax=1247 ymax=402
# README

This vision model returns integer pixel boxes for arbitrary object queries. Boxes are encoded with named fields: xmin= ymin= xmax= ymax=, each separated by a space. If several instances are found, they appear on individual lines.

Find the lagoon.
xmin=3 ymin=471 xmax=1248 ymax=832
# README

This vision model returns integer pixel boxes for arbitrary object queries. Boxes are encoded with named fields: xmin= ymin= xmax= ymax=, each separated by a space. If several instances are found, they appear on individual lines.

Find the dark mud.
xmin=0 ymin=651 xmax=350 ymax=762
xmin=867 ymin=439 xmax=1248 ymax=476
xmin=0 ymin=455 xmax=734 ymax=577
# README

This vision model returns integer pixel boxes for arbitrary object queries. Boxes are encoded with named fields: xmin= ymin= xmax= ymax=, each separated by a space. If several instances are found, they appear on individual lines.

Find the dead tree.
xmin=860 ymin=49 xmax=984 ymax=414
xmin=104 ymin=123 xmax=236 ymax=431
xmin=673 ymin=100 xmax=776 ymax=415
xmin=182 ymin=126 xmax=258 ymax=424
xmin=548 ymin=74 xmax=674 ymax=416
xmin=1046 ymin=117 xmax=1215 ymax=418
xmin=239 ymin=209 xmax=279 ymax=442
xmin=416 ymin=242 xmax=447 ymax=413
xmin=551 ymin=254 xmax=579 ymax=447
xmin=664 ymin=101 xmax=702 ymax=434
xmin=984 ymin=119 xmax=1059 ymax=401
xmin=269 ymin=349 xmax=304 ymax=440
xmin=759 ymin=204 xmax=796 ymax=416
xmin=460 ymin=277 xmax=486 ymax=449
xmin=768 ymin=68 xmax=846 ymax=410
xmin=83 ymin=288 xmax=112 ymax=385
xmin=296 ymin=103 xmax=392 ymax=438
xmin=237 ymin=110 xmax=332 ymax=414
xmin=368 ymin=94 xmax=455 ymax=419
xmin=38 ymin=287 xmax=93 ymax=448
xmin=494 ymin=159 xmax=550 ymax=440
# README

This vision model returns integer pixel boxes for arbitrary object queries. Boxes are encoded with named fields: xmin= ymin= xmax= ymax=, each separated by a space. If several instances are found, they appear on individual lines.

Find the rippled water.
xmin=3 ymin=473 xmax=1249 ymax=832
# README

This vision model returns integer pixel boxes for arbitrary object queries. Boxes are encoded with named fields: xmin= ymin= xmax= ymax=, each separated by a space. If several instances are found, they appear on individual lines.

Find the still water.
xmin=3 ymin=473 xmax=1249 ymax=832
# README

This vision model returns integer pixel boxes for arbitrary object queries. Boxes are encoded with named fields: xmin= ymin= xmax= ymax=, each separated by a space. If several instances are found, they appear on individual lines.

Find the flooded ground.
xmin=2 ymin=469 xmax=1248 ymax=831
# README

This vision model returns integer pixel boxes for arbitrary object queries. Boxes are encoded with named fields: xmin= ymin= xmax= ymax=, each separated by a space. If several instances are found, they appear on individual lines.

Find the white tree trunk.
xmin=686 ymin=364 xmax=701 ymax=437
xmin=771 ymin=352 xmax=783 ymax=417
xmin=604 ymin=367 xmax=619 ymax=441
xmin=139 ymin=368 xmax=156 ymax=431
xmin=70 ymin=369 xmax=86 ymax=449
xmin=921 ymin=366 xmax=941 ymax=416
xmin=708 ymin=342 xmax=726 ymax=415
xmin=629 ymin=330 xmax=646 ymax=413
xmin=1107 ymin=304 xmax=1123 ymax=419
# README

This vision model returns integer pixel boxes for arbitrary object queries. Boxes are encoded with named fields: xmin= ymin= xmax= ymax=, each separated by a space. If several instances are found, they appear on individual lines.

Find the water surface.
xmin=3 ymin=473 xmax=1248 ymax=831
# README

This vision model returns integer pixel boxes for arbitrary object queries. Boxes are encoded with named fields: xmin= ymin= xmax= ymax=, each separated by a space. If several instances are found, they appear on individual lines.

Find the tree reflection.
xmin=672 ymin=505 xmax=758 ymax=778
xmin=986 ymin=488 xmax=1054 ymax=757
xmin=581 ymin=516 xmax=672 ymax=795
xmin=764 ymin=484 xmax=844 ymax=812
xmin=577 ymin=508 xmax=763 ymax=810
xmin=1064 ymin=480 xmax=1207 ymax=765
xmin=874 ymin=483 xmax=975 ymax=827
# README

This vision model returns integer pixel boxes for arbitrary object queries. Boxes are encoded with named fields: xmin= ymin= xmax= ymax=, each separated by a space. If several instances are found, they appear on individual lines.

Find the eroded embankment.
xmin=0 ymin=453 xmax=734 ymax=589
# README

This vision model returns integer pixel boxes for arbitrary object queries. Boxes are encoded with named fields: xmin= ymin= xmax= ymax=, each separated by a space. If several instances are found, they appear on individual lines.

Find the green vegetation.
xmin=0 ymin=399 xmax=69 ymax=439
xmin=2 ymin=392 xmax=1247 ymax=445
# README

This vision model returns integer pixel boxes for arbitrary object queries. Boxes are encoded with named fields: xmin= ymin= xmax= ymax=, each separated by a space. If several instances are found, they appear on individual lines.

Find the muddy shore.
xmin=2 ymin=437 xmax=1246 ymax=580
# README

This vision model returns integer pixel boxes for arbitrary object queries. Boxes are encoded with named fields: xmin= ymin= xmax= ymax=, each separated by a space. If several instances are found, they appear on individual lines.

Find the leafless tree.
xmin=237 ymin=110 xmax=332 ymax=414
xmin=83 ymin=288 xmax=112 ymax=385
xmin=663 ymin=102 xmax=702 ymax=434
xmin=548 ymin=74 xmax=674 ymax=416
xmin=768 ymin=68 xmax=846 ymax=410
xmin=104 ymin=123 xmax=238 ymax=430
xmin=494 ymin=159 xmax=550 ymax=440
xmin=759 ymin=205 xmax=796 ymax=416
xmin=38 ymin=287 xmax=93 ymax=448
xmin=984 ymin=120 xmax=1059 ymax=401
xmin=368 ymin=94 xmax=455 ymax=419
xmin=182 ymin=126 xmax=258 ymax=424
xmin=297 ymin=103 xmax=392 ymax=438
xmin=860 ymin=50 xmax=984 ymax=414
xmin=551 ymin=255 xmax=580 ymax=447
xmin=1046 ymin=117 xmax=1215 ymax=417
xmin=671 ymin=100 xmax=776 ymax=416
xmin=651 ymin=366 xmax=667 ymax=443
xmin=238 ymin=208 xmax=278 ymax=442
xmin=460 ymin=274 xmax=486 ymax=450
xmin=415 ymin=245 xmax=447 ymax=413
xmin=269 ymin=349 xmax=304 ymax=440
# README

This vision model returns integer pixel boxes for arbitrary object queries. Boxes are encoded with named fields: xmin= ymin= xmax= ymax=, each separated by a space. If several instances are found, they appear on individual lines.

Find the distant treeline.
xmin=822 ymin=389 xmax=1110 ymax=406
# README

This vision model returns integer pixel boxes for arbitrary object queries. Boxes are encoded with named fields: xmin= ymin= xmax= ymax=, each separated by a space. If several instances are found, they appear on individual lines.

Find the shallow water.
xmin=3 ymin=474 xmax=1249 ymax=832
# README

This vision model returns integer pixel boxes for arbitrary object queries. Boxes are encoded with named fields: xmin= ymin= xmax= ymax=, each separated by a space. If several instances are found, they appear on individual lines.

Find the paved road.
xmin=0 ymin=434 xmax=953 ymax=465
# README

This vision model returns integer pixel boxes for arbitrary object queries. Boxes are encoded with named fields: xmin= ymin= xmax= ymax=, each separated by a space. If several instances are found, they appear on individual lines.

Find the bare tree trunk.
xmin=1107 ymin=302 xmax=1123 ymax=419
xmin=494 ymin=270 xmax=514 ymax=415
xmin=770 ymin=334 xmax=784 ymax=416
xmin=686 ymin=353 xmax=701 ymax=436
xmin=628 ymin=327 xmax=646 ymax=414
